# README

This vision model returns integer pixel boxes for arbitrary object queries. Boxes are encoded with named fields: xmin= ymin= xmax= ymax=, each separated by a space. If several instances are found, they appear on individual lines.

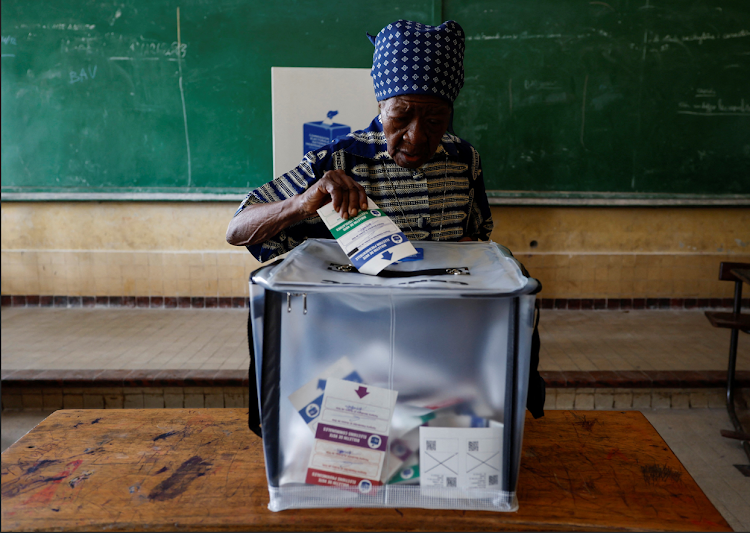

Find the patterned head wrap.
xmin=368 ymin=20 xmax=465 ymax=103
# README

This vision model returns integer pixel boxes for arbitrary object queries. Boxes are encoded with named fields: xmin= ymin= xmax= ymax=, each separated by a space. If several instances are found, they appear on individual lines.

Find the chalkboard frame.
xmin=3 ymin=189 xmax=748 ymax=206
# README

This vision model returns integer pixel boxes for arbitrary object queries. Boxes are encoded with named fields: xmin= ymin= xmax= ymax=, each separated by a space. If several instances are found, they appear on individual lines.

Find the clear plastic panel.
xmin=251 ymin=239 xmax=537 ymax=512
xmin=260 ymin=289 xmax=532 ymax=512
xmin=277 ymin=293 xmax=393 ymax=487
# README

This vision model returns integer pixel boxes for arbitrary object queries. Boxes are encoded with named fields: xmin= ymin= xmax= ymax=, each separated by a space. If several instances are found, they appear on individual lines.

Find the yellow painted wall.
xmin=2 ymin=202 xmax=749 ymax=299
xmin=492 ymin=207 xmax=750 ymax=299
xmin=1 ymin=202 xmax=259 ymax=298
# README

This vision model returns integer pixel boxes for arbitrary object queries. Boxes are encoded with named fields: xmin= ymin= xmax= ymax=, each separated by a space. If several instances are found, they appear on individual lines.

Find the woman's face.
xmin=379 ymin=94 xmax=452 ymax=169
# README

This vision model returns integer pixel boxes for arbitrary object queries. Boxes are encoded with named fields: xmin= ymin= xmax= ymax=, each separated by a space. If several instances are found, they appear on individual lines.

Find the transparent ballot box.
xmin=249 ymin=239 xmax=539 ymax=512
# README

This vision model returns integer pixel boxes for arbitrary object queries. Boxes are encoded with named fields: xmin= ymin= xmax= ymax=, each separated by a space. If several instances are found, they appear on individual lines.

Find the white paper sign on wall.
xmin=271 ymin=67 xmax=380 ymax=179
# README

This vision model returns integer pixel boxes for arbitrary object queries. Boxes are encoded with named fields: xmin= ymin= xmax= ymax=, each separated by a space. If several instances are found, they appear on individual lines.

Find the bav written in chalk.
xmin=317 ymin=197 xmax=417 ymax=276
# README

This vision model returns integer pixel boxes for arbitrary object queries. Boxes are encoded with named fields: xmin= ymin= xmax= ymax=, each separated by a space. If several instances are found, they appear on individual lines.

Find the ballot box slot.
xmin=327 ymin=263 xmax=471 ymax=278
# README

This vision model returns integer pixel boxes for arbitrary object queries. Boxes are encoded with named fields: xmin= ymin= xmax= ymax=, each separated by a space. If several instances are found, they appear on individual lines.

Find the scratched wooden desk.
xmin=1 ymin=409 xmax=730 ymax=532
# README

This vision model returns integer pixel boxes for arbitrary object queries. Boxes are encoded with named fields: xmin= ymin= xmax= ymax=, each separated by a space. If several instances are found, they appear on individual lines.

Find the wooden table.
xmin=1 ymin=409 xmax=731 ymax=532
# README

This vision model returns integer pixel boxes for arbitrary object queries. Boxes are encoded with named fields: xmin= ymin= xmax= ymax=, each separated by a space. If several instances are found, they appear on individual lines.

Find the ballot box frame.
xmin=249 ymin=242 xmax=539 ymax=511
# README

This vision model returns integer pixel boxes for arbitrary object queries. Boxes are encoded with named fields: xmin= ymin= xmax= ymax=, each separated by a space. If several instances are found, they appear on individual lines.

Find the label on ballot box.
xmin=306 ymin=378 xmax=398 ymax=493
xmin=419 ymin=426 xmax=503 ymax=496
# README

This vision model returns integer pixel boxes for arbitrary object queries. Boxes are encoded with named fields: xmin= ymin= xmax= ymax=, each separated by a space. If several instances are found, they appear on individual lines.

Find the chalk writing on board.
xmin=13 ymin=23 xmax=97 ymax=31
xmin=468 ymin=28 xmax=749 ymax=51
xmin=695 ymin=89 xmax=716 ymax=98
xmin=2 ymin=35 xmax=17 ymax=57
xmin=466 ymin=28 xmax=618 ymax=42
xmin=677 ymin=98 xmax=750 ymax=117
xmin=61 ymin=37 xmax=97 ymax=55
xmin=645 ymin=29 xmax=750 ymax=45
xmin=129 ymin=40 xmax=186 ymax=58
xmin=523 ymin=80 xmax=560 ymax=91
xmin=69 ymin=65 xmax=97 ymax=84
xmin=466 ymin=32 xmax=563 ymax=41
xmin=27 ymin=23 xmax=97 ymax=31
xmin=57 ymin=33 xmax=187 ymax=61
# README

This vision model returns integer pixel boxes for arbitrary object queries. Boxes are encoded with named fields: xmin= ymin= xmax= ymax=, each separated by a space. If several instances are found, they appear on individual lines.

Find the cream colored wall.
xmin=490 ymin=207 xmax=750 ymax=299
xmin=1 ymin=202 xmax=260 ymax=298
xmin=2 ymin=202 xmax=749 ymax=299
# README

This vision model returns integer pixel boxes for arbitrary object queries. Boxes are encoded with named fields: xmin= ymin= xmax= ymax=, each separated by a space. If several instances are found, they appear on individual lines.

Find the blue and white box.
xmin=303 ymin=111 xmax=350 ymax=155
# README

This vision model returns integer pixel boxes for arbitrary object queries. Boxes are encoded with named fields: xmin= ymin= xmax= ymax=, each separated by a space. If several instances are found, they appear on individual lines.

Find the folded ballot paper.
xmin=317 ymin=197 xmax=417 ymax=275
xmin=305 ymin=377 xmax=398 ymax=493
xmin=288 ymin=356 xmax=364 ymax=434
xmin=289 ymin=358 xmax=503 ymax=495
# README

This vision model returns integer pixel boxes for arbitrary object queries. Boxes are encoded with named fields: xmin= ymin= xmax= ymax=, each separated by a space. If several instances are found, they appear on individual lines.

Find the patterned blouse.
xmin=235 ymin=115 xmax=494 ymax=262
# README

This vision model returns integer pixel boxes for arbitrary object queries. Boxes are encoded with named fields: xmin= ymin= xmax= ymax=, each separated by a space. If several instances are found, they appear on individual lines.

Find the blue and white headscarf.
xmin=368 ymin=20 xmax=465 ymax=103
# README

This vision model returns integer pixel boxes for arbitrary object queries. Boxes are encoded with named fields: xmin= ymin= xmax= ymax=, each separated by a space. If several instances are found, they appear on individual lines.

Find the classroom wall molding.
xmin=2 ymin=294 xmax=749 ymax=312
xmin=4 ymin=191 xmax=749 ymax=207
xmin=2 ymin=203 xmax=749 ymax=299
xmin=1 ymin=192 xmax=248 ymax=202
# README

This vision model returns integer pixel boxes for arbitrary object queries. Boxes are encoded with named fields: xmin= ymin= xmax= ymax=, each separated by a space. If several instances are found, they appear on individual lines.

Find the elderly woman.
xmin=227 ymin=20 xmax=494 ymax=262
xmin=231 ymin=20 xmax=545 ymax=422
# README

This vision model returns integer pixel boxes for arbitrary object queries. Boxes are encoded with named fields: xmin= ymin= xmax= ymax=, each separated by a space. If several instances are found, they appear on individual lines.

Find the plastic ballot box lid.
xmin=251 ymin=239 xmax=538 ymax=295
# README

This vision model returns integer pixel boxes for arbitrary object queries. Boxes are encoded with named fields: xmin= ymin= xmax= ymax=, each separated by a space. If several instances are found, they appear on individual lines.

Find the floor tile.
xmin=643 ymin=408 xmax=750 ymax=532
xmin=2 ymin=308 xmax=747 ymax=372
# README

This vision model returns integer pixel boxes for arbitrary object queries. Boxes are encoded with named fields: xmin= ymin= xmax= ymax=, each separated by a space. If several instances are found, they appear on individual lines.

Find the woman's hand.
xmin=226 ymin=171 xmax=368 ymax=247
xmin=298 ymin=170 xmax=368 ymax=220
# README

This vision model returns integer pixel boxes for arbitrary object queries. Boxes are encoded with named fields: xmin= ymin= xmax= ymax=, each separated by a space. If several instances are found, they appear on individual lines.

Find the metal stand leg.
xmin=726 ymin=327 xmax=750 ymax=462
xmin=725 ymin=280 xmax=750 ymax=468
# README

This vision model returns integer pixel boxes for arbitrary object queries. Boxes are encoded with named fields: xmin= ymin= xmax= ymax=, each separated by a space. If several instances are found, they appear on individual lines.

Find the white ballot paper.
xmin=288 ymin=356 xmax=364 ymax=433
xmin=317 ymin=197 xmax=417 ymax=275
xmin=419 ymin=426 xmax=503 ymax=494
xmin=306 ymin=377 xmax=398 ymax=494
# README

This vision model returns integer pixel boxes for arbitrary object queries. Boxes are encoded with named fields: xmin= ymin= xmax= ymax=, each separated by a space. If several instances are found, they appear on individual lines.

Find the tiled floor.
xmin=537 ymin=309 xmax=749 ymax=372
xmin=642 ymin=409 xmax=750 ymax=531
xmin=1 ymin=308 xmax=249 ymax=370
xmin=1 ymin=410 xmax=53 ymax=453
xmin=1 ymin=307 xmax=747 ymax=371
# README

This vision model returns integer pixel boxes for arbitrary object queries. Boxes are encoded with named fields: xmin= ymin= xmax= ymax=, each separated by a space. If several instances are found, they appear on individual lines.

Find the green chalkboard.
xmin=1 ymin=0 xmax=749 ymax=202
xmin=447 ymin=0 xmax=750 ymax=198
xmin=1 ymin=0 xmax=436 ymax=198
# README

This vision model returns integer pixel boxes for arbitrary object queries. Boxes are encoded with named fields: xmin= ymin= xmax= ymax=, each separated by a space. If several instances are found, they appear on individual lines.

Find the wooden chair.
xmin=705 ymin=262 xmax=750 ymax=467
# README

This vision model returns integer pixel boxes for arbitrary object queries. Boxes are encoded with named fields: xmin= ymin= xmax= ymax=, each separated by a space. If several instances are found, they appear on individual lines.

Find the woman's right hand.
xmin=297 ymin=170 xmax=368 ymax=220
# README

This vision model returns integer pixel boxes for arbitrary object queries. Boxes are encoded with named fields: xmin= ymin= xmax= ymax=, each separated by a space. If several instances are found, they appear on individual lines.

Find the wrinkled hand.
xmin=298 ymin=170 xmax=368 ymax=220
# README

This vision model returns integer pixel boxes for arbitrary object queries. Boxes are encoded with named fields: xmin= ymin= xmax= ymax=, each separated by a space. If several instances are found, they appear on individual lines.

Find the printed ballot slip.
xmin=306 ymin=377 xmax=398 ymax=494
xmin=419 ymin=425 xmax=503 ymax=496
xmin=382 ymin=424 xmax=420 ymax=483
xmin=317 ymin=197 xmax=417 ymax=276
xmin=288 ymin=356 xmax=364 ymax=434
xmin=389 ymin=459 xmax=420 ymax=485
xmin=384 ymin=390 xmax=475 ymax=483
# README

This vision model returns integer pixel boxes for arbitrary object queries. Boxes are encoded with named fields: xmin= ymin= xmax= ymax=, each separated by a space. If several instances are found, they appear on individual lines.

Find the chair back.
xmin=718 ymin=262 xmax=750 ymax=282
